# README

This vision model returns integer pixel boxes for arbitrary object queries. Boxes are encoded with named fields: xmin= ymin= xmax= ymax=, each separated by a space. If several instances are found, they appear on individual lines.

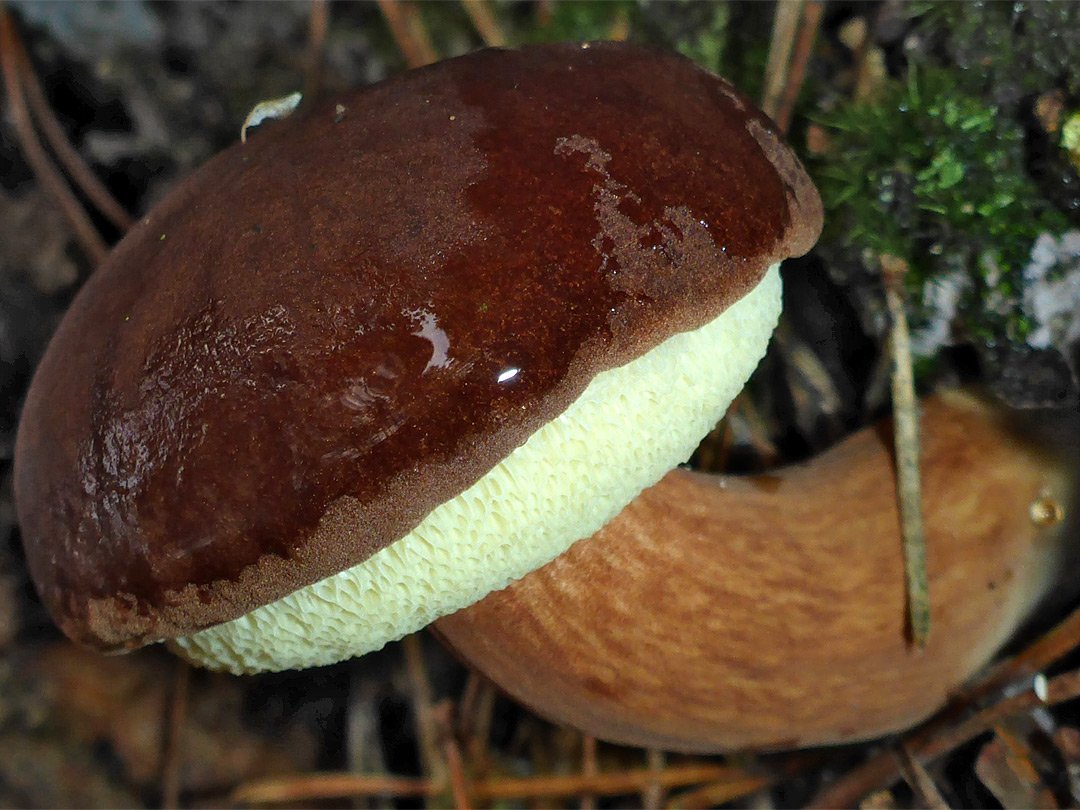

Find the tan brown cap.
xmin=14 ymin=41 xmax=822 ymax=657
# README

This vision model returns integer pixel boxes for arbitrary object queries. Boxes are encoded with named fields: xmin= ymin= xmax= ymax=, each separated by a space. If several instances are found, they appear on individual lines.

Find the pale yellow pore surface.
xmin=173 ymin=265 xmax=782 ymax=673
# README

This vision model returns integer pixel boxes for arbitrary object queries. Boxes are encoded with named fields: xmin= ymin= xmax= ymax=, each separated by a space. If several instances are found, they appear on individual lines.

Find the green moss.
xmin=930 ymin=1 xmax=1080 ymax=100
xmin=518 ymin=1 xmax=641 ymax=45
xmin=813 ymin=52 xmax=1071 ymax=356
xmin=1064 ymin=111 xmax=1080 ymax=171
xmin=671 ymin=2 xmax=731 ymax=72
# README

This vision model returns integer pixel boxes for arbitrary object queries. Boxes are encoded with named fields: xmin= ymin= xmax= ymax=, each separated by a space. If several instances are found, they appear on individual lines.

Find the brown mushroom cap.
xmin=14 ymin=42 xmax=822 ymax=658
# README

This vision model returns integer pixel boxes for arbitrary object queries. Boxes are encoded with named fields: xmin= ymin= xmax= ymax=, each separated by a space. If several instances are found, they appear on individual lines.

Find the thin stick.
xmin=345 ymin=674 xmax=392 ymax=809
xmin=435 ymin=702 xmax=472 ymax=810
xmin=9 ymin=25 xmax=133 ymax=231
xmin=535 ymin=0 xmax=554 ymax=28
xmin=525 ymin=721 xmax=549 ymax=810
xmin=464 ymin=676 xmax=496 ymax=775
xmin=377 ymin=0 xmax=438 ymax=68
xmin=461 ymin=0 xmax=507 ymax=48
xmin=1052 ymin=727 xmax=1080 ymax=806
xmin=810 ymin=667 xmax=1080 ymax=808
xmin=0 ymin=11 xmax=108 ymax=263
xmin=924 ymin=669 xmax=1080 ymax=762
xmin=713 ymin=410 xmax=736 ymax=472
xmin=580 ymin=735 xmax=598 ymax=810
xmin=992 ymin=721 xmax=1057 ymax=807
xmin=773 ymin=0 xmax=824 ymax=133
xmin=457 ymin=670 xmax=485 ymax=740
xmin=761 ymin=0 xmax=803 ymax=121
xmin=304 ymin=0 xmax=330 ymax=103
xmin=815 ymin=600 xmax=1080 ymax=807
xmin=231 ymin=774 xmax=433 ymax=806
xmin=881 ymin=254 xmax=930 ymax=649
xmin=852 ymin=7 xmax=886 ymax=102
xmin=403 ymin=634 xmax=448 ymax=806
xmin=893 ymin=742 xmax=950 ymax=810
xmin=807 ymin=752 xmax=897 ymax=810
xmin=161 ymin=660 xmax=191 ymax=810
xmin=734 ymin=393 xmax=782 ymax=466
xmin=607 ymin=7 xmax=631 ymax=42
xmin=966 ymin=603 xmax=1080 ymax=703
xmin=444 ymin=738 xmax=471 ymax=809
xmin=664 ymin=776 xmax=772 ymax=810
xmin=231 ymin=763 xmax=754 ymax=806
xmin=483 ymin=764 xmax=761 ymax=802
xmin=642 ymin=748 xmax=666 ymax=810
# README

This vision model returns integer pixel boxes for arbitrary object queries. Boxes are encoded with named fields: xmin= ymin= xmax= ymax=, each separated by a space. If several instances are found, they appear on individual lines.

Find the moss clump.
xmin=817 ymin=67 xmax=1068 ymax=347
xmin=813 ymin=3 xmax=1077 ymax=367
xmin=932 ymin=1 xmax=1080 ymax=102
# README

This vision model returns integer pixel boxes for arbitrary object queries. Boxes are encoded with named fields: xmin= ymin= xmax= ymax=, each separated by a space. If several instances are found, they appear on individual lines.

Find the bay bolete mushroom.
xmin=13 ymin=42 xmax=822 ymax=673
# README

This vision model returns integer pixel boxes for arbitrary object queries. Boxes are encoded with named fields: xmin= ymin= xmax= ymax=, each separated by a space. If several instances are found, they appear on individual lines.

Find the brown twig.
xmin=160 ymin=660 xmax=190 ymax=810
xmin=924 ymin=669 xmax=1080 ymax=762
xmin=811 ymin=668 xmax=1080 ymax=808
xmin=966 ymin=603 xmax=1080 ymax=703
xmin=770 ymin=317 xmax=845 ymax=441
xmin=535 ymin=0 xmax=554 ymax=29
xmin=851 ymin=8 xmax=888 ymax=102
xmin=881 ymin=254 xmax=930 ymax=649
xmin=525 ymin=721 xmax=552 ymax=810
xmin=434 ymin=702 xmax=472 ymax=810
xmin=607 ymin=7 xmax=631 ymax=43
xmin=231 ymin=763 xmax=760 ymax=807
xmin=664 ymin=775 xmax=772 ymax=810
xmin=231 ymin=773 xmax=432 ymax=806
xmin=461 ymin=673 xmax=496 ymax=777
xmin=7 ymin=20 xmax=133 ymax=231
xmin=303 ymin=0 xmax=330 ymax=103
xmin=476 ymin=763 xmax=764 ymax=802
xmin=804 ymin=745 xmax=909 ymax=807
xmin=894 ymin=742 xmax=950 ymax=809
xmin=991 ymin=720 xmax=1058 ymax=808
xmin=1052 ymin=727 xmax=1080 ymax=806
xmin=580 ymin=735 xmax=598 ymax=810
xmin=774 ymin=0 xmax=824 ymax=133
xmin=695 ymin=392 xmax=779 ymax=472
xmin=859 ymin=789 xmax=899 ymax=809
xmin=457 ymin=670 xmax=484 ymax=740
xmin=691 ymin=402 xmax=734 ymax=472
xmin=643 ymin=748 xmax=666 ymax=810
xmin=345 ymin=673 xmax=392 ymax=809
xmin=734 ymin=393 xmax=782 ymax=466
xmin=761 ymin=0 xmax=803 ymax=121
xmin=403 ymin=633 xmax=448 ymax=807
xmin=377 ymin=0 xmax=438 ymax=68
xmin=0 ymin=9 xmax=108 ymax=263
xmin=461 ymin=0 xmax=507 ymax=48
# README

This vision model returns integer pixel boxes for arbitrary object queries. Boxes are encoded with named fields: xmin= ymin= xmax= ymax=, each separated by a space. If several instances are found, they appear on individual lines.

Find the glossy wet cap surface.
xmin=15 ymin=41 xmax=823 ymax=650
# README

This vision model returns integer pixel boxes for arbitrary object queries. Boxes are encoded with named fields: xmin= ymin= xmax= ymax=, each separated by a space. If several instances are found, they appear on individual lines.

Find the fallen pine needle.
xmin=881 ymin=253 xmax=931 ymax=649
xmin=230 ymin=763 xmax=761 ymax=806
